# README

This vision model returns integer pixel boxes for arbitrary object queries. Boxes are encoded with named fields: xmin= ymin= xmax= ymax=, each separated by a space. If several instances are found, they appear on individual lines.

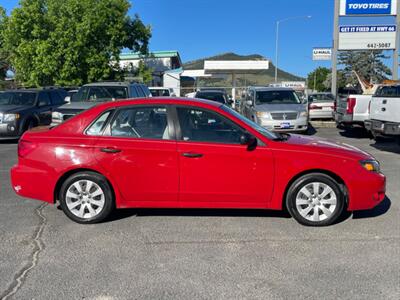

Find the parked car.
xmin=194 ymin=89 xmax=231 ymax=105
xmin=334 ymin=87 xmax=371 ymax=128
xmin=64 ymin=89 xmax=79 ymax=103
xmin=364 ymin=84 xmax=400 ymax=142
xmin=51 ymin=82 xmax=151 ymax=124
xmin=0 ymin=88 xmax=67 ymax=139
xmin=149 ymin=87 xmax=176 ymax=97
xmin=241 ymin=87 xmax=309 ymax=133
xmin=308 ymin=93 xmax=335 ymax=120
xmin=11 ymin=98 xmax=385 ymax=226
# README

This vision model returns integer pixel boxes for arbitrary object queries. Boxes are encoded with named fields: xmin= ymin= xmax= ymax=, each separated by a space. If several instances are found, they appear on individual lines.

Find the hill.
xmin=183 ymin=52 xmax=304 ymax=86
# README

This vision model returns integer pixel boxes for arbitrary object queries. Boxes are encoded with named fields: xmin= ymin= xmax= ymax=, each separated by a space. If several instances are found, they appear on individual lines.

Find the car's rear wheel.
xmin=59 ymin=172 xmax=114 ymax=224
xmin=286 ymin=173 xmax=345 ymax=226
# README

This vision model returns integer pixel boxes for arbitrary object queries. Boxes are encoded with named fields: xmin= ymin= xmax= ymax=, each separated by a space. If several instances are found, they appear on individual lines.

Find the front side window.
xmin=110 ymin=106 xmax=169 ymax=139
xmin=255 ymin=90 xmax=301 ymax=105
xmin=177 ymin=107 xmax=245 ymax=144
xmin=38 ymin=92 xmax=51 ymax=106
xmin=86 ymin=111 xmax=112 ymax=136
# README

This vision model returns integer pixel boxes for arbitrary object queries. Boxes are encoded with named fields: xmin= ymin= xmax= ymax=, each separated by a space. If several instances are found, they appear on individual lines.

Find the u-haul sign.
xmin=339 ymin=25 xmax=397 ymax=50
xmin=312 ymin=48 xmax=332 ymax=61
xmin=340 ymin=0 xmax=397 ymax=16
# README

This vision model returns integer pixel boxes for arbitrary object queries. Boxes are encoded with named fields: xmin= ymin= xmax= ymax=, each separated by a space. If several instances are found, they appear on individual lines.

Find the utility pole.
xmin=393 ymin=2 xmax=400 ymax=80
xmin=331 ymin=0 xmax=340 ymax=96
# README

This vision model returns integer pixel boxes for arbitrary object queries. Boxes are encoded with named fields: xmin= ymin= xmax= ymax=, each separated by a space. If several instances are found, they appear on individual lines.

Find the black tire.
xmin=286 ymin=173 xmax=345 ymax=226
xmin=59 ymin=171 xmax=114 ymax=224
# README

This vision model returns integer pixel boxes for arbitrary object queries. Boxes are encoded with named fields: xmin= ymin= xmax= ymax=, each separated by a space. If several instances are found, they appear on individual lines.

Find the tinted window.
xmin=134 ymin=86 xmax=145 ymax=97
xmin=255 ymin=90 xmax=301 ymax=105
xmin=375 ymin=86 xmax=400 ymax=97
xmin=110 ymin=106 xmax=169 ymax=139
xmin=50 ymin=90 xmax=66 ymax=104
xmin=177 ymin=107 xmax=245 ymax=144
xmin=71 ymin=87 xmax=89 ymax=102
xmin=150 ymin=89 xmax=170 ymax=97
xmin=140 ymin=85 xmax=151 ymax=97
xmin=38 ymin=92 xmax=51 ymax=106
xmin=195 ymin=92 xmax=226 ymax=104
xmin=86 ymin=111 xmax=112 ymax=136
xmin=0 ymin=92 xmax=37 ymax=106
xmin=130 ymin=86 xmax=139 ymax=98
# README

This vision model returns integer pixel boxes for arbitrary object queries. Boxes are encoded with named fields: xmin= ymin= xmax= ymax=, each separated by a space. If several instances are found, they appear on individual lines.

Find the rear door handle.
xmin=182 ymin=152 xmax=203 ymax=158
xmin=100 ymin=147 xmax=121 ymax=154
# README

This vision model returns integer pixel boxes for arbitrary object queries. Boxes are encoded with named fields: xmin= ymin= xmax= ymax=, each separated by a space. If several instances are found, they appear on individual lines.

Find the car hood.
xmin=255 ymin=103 xmax=306 ymax=112
xmin=282 ymin=134 xmax=373 ymax=160
xmin=0 ymin=104 xmax=33 ymax=114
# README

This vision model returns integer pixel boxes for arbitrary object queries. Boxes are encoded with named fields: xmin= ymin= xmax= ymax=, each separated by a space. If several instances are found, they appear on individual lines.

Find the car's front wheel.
xmin=59 ymin=172 xmax=114 ymax=224
xmin=286 ymin=173 xmax=345 ymax=226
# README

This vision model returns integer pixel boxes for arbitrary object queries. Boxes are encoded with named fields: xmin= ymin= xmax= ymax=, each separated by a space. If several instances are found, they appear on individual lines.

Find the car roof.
xmin=83 ymin=82 xmax=143 ymax=87
xmin=196 ymin=90 xmax=225 ymax=94
xmin=3 ymin=88 xmax=62 ymax=92
xmin=249 ymin=86 xmax=295 ymax=92
xmin=95 ymin=97 xmax=222 ymax=110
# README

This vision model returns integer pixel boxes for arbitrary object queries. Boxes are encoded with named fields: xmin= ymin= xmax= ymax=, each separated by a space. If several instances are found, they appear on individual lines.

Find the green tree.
xmin=338 ymin=50 xmax=392 ymax=86
xmin=0 ymin=6 xmax=8 ymax=82
xmin=2 ymin=0 xmax=151 ymax=87
xmin=307 ymin=67 xmax=330 ymax=92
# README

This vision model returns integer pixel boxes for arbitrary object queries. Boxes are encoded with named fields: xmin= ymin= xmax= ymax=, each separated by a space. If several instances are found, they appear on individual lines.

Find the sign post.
xmin=394 ymin=3 xmax=400 ymax=80
xmin=332 ymin=0 xmax=340 ymax=97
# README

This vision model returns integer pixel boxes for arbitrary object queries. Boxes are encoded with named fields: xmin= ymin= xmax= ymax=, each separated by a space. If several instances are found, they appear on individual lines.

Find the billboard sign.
xmin=312 ymin=48 xmax=332 ymax=61
xmin=338 ymin=25 xmax=397 ymax=50
xmin=340 ymin=0 xmax=397 ymax=16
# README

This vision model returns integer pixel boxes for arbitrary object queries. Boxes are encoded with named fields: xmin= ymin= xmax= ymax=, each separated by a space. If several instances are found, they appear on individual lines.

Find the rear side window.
xmin=110 ymin=106 xmax=169 ymax=139
xmin=86 ymin=111 xmax=112 ymax=136
xmin=38 ymin=92 xmax=52 ymax=106
xmin=375 ymin=86 xmax=400 ymax=97
xmin=50 ymin=90 xmax=66 ymax=104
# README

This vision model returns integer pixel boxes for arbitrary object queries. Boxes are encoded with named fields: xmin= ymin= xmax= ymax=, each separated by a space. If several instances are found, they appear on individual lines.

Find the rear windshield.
xmin=374 ymin=86 xmax=400 ymax=97
xmin=0 ymin=92 xmax=36 ymax=106
xmin=255 ymin=90 xmax=301 ymax=105
xmin=195 ymin=92 xmax=226 ymax=104
xmin=309 ymin=94 xmax=334 ymax=102
xmin=150 ymin=89 xmax=170 ymax=97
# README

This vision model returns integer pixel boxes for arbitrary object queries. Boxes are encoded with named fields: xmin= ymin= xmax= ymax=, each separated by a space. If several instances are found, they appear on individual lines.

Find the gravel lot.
xmin=0 ymin=128 xmax=399 ymax=300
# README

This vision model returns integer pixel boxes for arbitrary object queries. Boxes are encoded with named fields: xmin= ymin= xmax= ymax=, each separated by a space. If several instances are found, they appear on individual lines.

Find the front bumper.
xmin=258 ymin=117 xmax=308 ymax=132
xmin=365 ymin=119 xmax=400 ymax=136
xmin=0 ymin=122 xmax=20 ymax=139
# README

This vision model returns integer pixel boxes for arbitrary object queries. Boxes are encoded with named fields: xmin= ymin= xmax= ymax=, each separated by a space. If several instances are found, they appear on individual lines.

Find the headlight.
xmin=256 ymin=112 xmax=271 ymax=120
xmin=299 ymin=111 xmax=308 ymax=118
xmin=360 ymin=160 xmax=380 ymax=173
xmin=3 ymin=113 xmax=20 ymax=122
xmin=52 ymin=112 xmax=62 ymax=120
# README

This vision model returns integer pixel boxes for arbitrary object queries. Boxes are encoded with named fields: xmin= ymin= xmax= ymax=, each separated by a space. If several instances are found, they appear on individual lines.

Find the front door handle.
xmin=100 ymin=147 xmax=121 ymax=154
xmin=182 ymin=152 xmax=203 ymax=158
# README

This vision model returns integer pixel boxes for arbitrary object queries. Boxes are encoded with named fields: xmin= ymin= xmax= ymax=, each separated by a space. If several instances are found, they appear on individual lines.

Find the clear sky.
xmin=1 ymin=0 xmax=397 ymax=78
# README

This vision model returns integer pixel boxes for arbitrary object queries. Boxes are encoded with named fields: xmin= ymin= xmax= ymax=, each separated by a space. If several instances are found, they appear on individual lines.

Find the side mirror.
xmin=246 ymin=100 xmax=253 ymax=106
xmin=64 ymin=96 xmax=71 ymax=103
xmin=240 ymin=134 xmax=257 ymax=150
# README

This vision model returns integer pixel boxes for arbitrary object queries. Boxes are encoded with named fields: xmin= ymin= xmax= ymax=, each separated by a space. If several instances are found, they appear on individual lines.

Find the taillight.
xmin=18 ymin=140 xmax=37 ymax=158
xmin=346 ymin=97 xmax=356 ymax=114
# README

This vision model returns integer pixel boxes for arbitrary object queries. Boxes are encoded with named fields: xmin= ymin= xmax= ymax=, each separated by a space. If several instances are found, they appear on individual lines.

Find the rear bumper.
xmin=347 ymin=171 xmax=386 ymax=211
xmin=10 ymin=164 xmax=55 ymax=203
xmin=335 ymin=112 xmax=353 ymax=124
xmin=365 ymin=119 xmax=400 ymax=136
xmin=309 ymin=110 xmax=334 ymax=119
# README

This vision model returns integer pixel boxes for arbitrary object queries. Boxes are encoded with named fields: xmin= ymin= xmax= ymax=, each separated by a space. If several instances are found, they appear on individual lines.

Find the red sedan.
xmin=11 ymin=98 xmax=386 ymax=226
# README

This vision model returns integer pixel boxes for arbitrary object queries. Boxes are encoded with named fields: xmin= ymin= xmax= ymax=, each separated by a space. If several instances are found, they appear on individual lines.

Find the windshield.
xmin=0 ymin=92 xmax=37 ymax=106
xmin=255 ymin=90 xmax=301 ymax=105
xmin=72 ymin=86 xmax=128 ymax=102
xmin=196 ymin=92 xmax=226 ymax=104
xmin=221 ymin=105 xmax=278 ymax=140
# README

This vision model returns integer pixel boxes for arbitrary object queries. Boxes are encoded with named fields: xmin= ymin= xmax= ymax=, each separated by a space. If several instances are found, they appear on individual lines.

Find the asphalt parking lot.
xmin=0 ymin=128 xmax=399 ymax=300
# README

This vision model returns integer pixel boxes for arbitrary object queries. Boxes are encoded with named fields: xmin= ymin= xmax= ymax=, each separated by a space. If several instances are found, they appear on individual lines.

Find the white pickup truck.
xmin=364 ymin=85 xmax=400 ymax=142
xmin=335 ymin=93 xmax=372 ymax=128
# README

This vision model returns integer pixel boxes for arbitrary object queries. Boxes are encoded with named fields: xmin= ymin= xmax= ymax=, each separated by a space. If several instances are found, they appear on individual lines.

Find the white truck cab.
xmin=365 ymin=84 xmax=400 ymax=142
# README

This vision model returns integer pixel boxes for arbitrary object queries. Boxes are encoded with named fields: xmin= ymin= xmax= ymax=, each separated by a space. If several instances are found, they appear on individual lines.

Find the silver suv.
xmin=241 ymin=87 xmax=308 ymax=133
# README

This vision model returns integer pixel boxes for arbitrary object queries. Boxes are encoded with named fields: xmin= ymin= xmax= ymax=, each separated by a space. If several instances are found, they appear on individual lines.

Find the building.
xmin=119 ymin=50 xmax=182 ymax=87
